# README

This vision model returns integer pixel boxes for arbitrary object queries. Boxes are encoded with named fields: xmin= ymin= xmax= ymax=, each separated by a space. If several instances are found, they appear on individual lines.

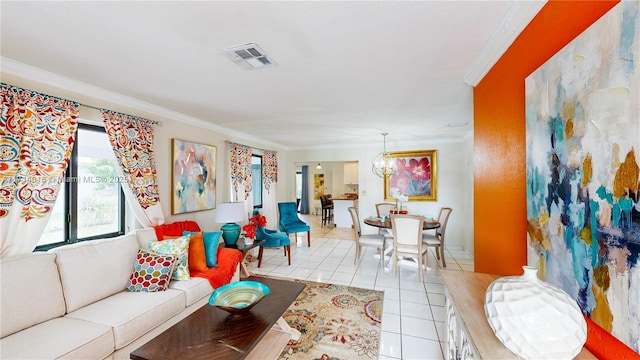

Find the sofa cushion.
xmin=50 ymin=233 xmax=140 ymax=312
xmin=202 ymin=231 xmax=222 ymax=267
xmin=65 ymin=289 xmax=185 ymax=349
xmin=168 ymin=277 xmax=214 ymax=307
xmin=0 ymin=253 xmax=66 ymax=338
xmin=0 ymin=317 xmax=113 ymax=360
xmin=126 ymin=249 xmax=177 ymax=292
xmin=184 ymin=231 xmax=208 ymax=272
xmin=135 ymin=228 xmax=159 ymax=250
xmin=148 ymin=236 xmax=190 ymax=280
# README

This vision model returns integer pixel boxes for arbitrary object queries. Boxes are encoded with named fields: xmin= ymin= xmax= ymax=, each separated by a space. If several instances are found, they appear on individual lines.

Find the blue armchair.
xmin=278 ymin=202 xmax=311 ymax=247
xmin=253 ymin=210 xmax=291 ymax=267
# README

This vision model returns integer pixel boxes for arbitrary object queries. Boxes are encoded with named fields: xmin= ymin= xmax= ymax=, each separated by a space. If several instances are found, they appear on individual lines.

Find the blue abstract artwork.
xmin=525 ymin=2 xmax=639 ymax=352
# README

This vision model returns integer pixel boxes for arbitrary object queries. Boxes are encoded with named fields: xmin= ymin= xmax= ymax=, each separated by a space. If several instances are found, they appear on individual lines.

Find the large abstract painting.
xmin=525 ymin=2 xmax=639 ymax=352
xmin=171 ymin=139 xmax=216 ymax=214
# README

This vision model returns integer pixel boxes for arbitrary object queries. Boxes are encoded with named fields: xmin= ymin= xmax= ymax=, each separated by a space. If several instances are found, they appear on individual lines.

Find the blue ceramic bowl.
xmin=209 ymin=281 xmax=270 ymax=313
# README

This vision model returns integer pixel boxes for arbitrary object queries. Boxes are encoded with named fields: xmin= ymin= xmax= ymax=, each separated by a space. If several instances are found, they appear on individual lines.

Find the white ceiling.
xmin=1 ymin=1 xmax=544 ymax=150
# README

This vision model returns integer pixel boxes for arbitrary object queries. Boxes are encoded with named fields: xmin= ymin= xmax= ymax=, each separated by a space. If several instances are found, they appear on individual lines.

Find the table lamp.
xmin=215 ymin=202 xmax=246 ymax=246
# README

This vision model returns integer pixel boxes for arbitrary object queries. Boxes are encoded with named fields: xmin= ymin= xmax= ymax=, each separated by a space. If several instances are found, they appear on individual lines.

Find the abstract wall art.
xmin=314 ymin=173 xmax=324 ymax=200
xmin=525 ymin=2 xmax=639 ymax=352
xmin=171 ymin=139 xmax=216 ymax=214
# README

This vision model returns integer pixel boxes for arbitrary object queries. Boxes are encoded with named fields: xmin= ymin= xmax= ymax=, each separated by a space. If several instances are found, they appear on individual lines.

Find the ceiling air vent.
xmin=220 ymin=43 xmax=277 ymax=70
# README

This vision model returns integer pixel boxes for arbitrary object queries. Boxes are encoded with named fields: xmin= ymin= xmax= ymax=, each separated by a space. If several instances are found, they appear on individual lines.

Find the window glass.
xmin=38 ymin=124 xmax=124 ymax=249
xmin=296 ymin=171 xmax=302 ymax=199
xmin=77 ymin=129 xmax=121 ymax=238
xmin=252 ymin=155 xmax=262 ymax=208
xmin=40 ymin=185 xmax=65 ymax=246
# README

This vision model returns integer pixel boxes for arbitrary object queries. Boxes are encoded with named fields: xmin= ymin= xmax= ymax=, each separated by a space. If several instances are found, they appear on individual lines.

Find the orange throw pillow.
xmin=187 ymin=232 xmax=208 ymax=272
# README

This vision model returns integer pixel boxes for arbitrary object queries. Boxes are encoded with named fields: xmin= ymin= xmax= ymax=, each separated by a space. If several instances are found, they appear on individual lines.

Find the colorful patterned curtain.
xmin=0 ymin=84 xmax=80 ymax=257
xmin=229 ymin=142 xmax=253 ymax=201
xmin=101 ymin=110 xmax=164 ymax=227
xmin=262 ymin=150 xmax=278 ymax=191
xmin=262 ymin=150 xmax=278 ymax=229
xmin=227 ymin=142 xmax=253 ymax=223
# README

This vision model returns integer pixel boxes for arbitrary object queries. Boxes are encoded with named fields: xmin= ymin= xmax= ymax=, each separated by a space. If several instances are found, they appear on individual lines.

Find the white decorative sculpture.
xmin=484 ymin=266 xmax=587 ymax=360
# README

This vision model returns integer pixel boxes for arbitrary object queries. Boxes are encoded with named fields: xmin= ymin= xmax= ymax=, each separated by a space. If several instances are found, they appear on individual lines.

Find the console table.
xmin=441 ymin=270 xmax=596 ymax=359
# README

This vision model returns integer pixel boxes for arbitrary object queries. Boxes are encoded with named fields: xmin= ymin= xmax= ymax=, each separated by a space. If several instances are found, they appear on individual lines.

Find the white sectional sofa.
xmin=0 ymin=228 xmax=239 ymax=359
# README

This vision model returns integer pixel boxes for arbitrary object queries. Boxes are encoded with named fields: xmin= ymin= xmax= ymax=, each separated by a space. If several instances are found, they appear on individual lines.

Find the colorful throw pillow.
xmin=203 ymin=231 xmax=222 ymax=267
xmin=126 ymin=249 xmax=176 ymax=292
xmin=182 ymin=231 xmax=207 ymax=272
xmin=148 ymin=236 xmax=190 ymax=280
xmin=185 ymin=230 xmax=221 ymax=268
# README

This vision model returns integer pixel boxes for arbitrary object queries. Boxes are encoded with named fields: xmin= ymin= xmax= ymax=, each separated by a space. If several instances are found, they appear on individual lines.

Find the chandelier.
xmin=371 ymin=133 xmax=397 ymax=178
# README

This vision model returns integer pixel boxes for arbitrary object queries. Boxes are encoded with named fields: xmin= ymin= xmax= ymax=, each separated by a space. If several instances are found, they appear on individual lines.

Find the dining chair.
xmin=348 ymin=207 xmax=386 ymax=266
xmin=375 ymin=202 xmax=396 ymax=240
xmin=422 ymin=207 xmax=453 ymax=267
xmin=320 ymin=195 xmax=334 ymax=227
xmin=278 ymin=202 xmax=311 ymax=247
xmin=391 ymin=214 xmax=428 ymax=282
xmin=252 ymin=210 xmax=291 ymax=267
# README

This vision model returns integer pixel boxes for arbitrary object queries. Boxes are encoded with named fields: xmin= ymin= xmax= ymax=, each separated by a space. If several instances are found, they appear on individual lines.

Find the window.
xmin=296 ymin=171 xmax=302 ymax=200
xmin=251 ymin=155 xmax=262 ymax=208
xmin=37 ymin=124 xmax=125 ymax=250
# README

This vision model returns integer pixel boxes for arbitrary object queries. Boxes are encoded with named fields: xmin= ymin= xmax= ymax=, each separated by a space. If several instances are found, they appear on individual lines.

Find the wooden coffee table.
xmin=130 ymin=276 xmax=305 ymax=360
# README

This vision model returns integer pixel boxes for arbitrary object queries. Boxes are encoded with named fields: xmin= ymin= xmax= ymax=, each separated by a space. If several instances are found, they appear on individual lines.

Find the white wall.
xmin=2 ymin=72 xmax=474 ymax=256
xmin=283 ymin=140 xmax=474 ymax=254
xmin=293 ymin=161 xmax=359 ymax=213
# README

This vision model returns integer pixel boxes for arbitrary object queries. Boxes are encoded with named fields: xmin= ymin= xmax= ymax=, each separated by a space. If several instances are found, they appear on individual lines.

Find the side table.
xmin=223 ymin=237 xmax=265 ymax=278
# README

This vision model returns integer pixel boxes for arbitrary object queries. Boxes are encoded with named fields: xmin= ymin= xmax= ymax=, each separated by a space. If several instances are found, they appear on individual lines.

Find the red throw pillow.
xmin=187 ymin=232 xmax=208 ymax=272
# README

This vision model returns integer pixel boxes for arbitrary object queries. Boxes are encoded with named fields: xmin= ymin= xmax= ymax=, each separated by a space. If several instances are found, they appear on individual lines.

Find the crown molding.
xmin=463 ymin=0 xmax=546 ymax=86
xmin=296 ymin=131 xmax=473 ymax=152
xmin=1 ymin=57 xmax=288 ymax=151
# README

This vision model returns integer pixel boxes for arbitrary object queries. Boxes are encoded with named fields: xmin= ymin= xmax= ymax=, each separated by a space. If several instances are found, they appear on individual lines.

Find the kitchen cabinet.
xmin=343 ymin=162 xmax=358 ymax=184
xmin=332 ymin=199 xmax=354 ymax=228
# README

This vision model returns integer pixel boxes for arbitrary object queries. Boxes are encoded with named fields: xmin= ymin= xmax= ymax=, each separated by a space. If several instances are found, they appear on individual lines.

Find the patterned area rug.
xmin=276 ymin=279 xmax=384 ymax=360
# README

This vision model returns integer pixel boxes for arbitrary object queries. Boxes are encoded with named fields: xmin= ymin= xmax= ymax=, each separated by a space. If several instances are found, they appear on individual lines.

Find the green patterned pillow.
xmin=148 ymin=236 xmax=190 ymax=280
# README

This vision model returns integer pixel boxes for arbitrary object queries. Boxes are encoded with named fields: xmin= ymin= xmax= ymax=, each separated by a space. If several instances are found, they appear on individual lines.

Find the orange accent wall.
xmin=473 ymin=0 xmax=619 ymax=275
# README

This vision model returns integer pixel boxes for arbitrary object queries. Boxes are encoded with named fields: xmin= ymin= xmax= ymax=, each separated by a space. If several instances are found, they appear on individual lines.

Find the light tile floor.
xmin=246 ymin=214 xmax=475 ymax=360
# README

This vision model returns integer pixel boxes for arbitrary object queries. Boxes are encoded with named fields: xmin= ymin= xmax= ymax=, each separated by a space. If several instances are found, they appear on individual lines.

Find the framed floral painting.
xmin=384 ymin=150 xmax=437 ymax=201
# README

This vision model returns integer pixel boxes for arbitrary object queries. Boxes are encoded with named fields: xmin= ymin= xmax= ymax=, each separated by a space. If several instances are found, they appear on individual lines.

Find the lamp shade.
xmin=215 ymin=202 xmax=247 ymax=246
xmin=215 ymin=202 xmax=246 ymax=223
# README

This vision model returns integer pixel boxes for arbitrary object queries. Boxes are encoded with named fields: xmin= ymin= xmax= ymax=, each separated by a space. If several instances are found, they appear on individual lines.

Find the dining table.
xmin=363 ymin=217 xmax=441 ymax=231
xmin=363 ymin=216 xmax=441 ymax=270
